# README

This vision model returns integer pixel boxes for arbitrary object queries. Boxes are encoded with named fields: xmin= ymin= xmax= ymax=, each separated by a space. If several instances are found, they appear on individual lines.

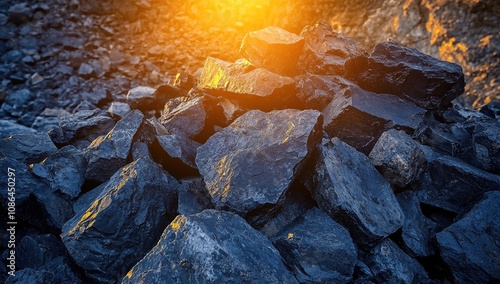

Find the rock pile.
xmin=1 ymin=21 xmax=499 ymax=284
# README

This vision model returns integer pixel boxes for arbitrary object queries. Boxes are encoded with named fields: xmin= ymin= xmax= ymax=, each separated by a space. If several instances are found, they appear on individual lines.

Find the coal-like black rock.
xmin=369 ymin=129 xmax=426 ymax=188
xmin=72 ymin=182 xmax=106 ymax=215
xmin=84 ymin=109 xmax=143 ymax=182
xmin=6 ymin=257 xmax=84 ymax=284
xmin=272 ymin=207 xmax=357 ymax=283
xmin=298 ymin=20 xmax=366 ymax=75
xmin=0 ymin=120 xmax=36 ymax=137
xmin=240 ymin=26 xmax=304 ymax=76
xmin=323 ymin=83 xmax=425 ymax=154
xmin=196 ymin=109 xmax=322 ymax=215
xmin=472 ymin=119 xmax=500 ymax=174
xmin=107 ymin=102 xmax=131 ymax=119
xmin=131 ymin=141 xmax=152 ymax=161
xmin=122 ymin=210 xmax=298 ymax=284
xmin=61 ymin=158 xmax=178 ymax=283
xmin=480 ymin=101 xmax=500 ymax=118
xmin=155 ymin=132 xmax=200 ymax=177
xmin=1 ymin=89 xmax=34 ymax=118
xmin=436 ymin=191 xmax=500 ymax=283
xmin=344 ymin=41 xmax=465 ymax=110
xmin=126 ymin=86 xmax=156 ymax=110
xmin=16 ymin=234 xmax=66 ymax=270
xmin=304 ymin=138 xmax=404 ymax=247
xmin=177 ymin=177 xmax=214 ymax=215
xmin=0 ymin=132 xmax=57 ymax=164
xmin=159 ymin=96 xmax=206 ymax=138
xmin=294 ymin=74 xmax=346 ymax=110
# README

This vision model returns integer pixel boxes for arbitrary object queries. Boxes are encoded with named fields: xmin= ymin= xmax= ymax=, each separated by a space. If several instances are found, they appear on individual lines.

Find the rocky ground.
xmin=1 ymin=0 xmax=500 ymax=283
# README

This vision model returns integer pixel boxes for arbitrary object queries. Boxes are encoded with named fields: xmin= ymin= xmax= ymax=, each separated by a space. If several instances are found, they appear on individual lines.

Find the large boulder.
xmin=122 ymin=210 xmax=298 ymax=284
xmin=61 ymin=158 xmax=178 ymax=283
xmin=196 ymin=109 xmax=322 ymax=216
xmin=0 ymin=132 xmax=57 ymax=164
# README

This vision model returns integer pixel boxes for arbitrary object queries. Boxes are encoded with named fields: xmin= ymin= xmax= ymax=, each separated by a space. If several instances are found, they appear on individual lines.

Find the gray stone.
xmin=0 ymin=120 xmax=36 ymax=137
xmin=294 ymin=74 xmax=346 ymax=110
xmin=177 ymin=177 xmax=214 ymax=215
xmin=107 ymin=102 xmax=131 ymax=119
xmin=156 ymin=132 xmax=201 ymax=177
xmin=160 ymin=96 xmax=206 ymax=138
xmin=0 ymin=132 xmax=57 ymax=164
xmin=126 ymin=86 xmax=156 ymax=110
xmin=472 ymin=119 xmax=500 ymax=174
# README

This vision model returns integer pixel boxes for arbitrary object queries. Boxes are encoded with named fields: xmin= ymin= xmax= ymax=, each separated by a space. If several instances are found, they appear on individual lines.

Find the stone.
xmin=81 ymin=89 xmax=109 ymax=107
xmin=298 ymin=20 xmax=366 ymax=75
xmin=196 ymin=109 xmax=322 ymax=215
xmin=84 ymin=110 xmax=143 ymax=182
xmin=62 ymin=158 xmax=178 ymax=283
xmin=0 ymin=120 xmax=36 ymax=137
xmin=6 ymin=256 xmax=84 ymax=284
xmin=77 ymin=63 xmax=95 ymax=79
xmin=436 ymin=191 xmax=500 ymax=283
xmin=1 ymin=89 xmax=33 ymax=118
xmin=240 ymin=26 xmax=304 ymax=76
xmin=323 ymin=84 xmax=425 ymax=154
xmin=159 ymin=96 xmax=206 ymax=139
xmin=72 ymin=183 xmax=107 ymax=215
xmin=8 ymin=3 xmax=32 ymax=25
xmin=31 ymin=108 xmax=71 ymax=132
xmin=122 ymin=210 xmax=298 ymax=284
xmin=131 ymin=141 xmax=152 ymax=161
xmin=0 ymin=132 xmax=57 ymax=164
xmin=155 ymin=132 xmax=201 ymax=178
xmin=177 ymin=177 xmax=214 ymax=215
xmin=198 ymin=57 xmax=296 ymax=110
xmin=17 ymin=234 xmax=66 ymax=270
xmin=126 ymin=86 xmax=156 ymax=110
xmin=107 ymin=101 xmax=131 ymax=118
xmin=304 ymin=138 xmax=404 ymax=247
xmin=272 ymin=208 xmax=357 ymax=283
xmin=369 ymin=129 xmax=426 ymax=188
xmin=344 ymin=41 xmax=465 ymax=110
xmin=480 ymin=101 xmax=500 ymax=118
xmin=294 ymin=74 xmax=346 ymax=110
xmin=472 ymin=119 xmax=500 ymax=174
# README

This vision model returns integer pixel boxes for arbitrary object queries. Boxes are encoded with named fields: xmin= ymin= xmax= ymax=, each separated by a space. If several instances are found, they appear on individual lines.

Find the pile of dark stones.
xmin=1 ymin=20 xmax=499 ymax=283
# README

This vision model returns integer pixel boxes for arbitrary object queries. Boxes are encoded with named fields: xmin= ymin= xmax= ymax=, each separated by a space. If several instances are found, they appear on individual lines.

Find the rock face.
xmin=196 ymin=109 xmax=322 ymax=215
xmin=159 ymin=96 xmax=206 ymax=138
xmin=294 ymin=74 xmax=344 ymax=110
xmin=304 ymin=138 xmax=404 ymax=247
xmin=0 ymin=132 xmax=57 ymax=164
xmin=61 ymin=158 xmax=178 ymax=283
xmin=122 ymin=210 xmax=298 ymax=284
xmin=345 ymin=41 xmax=465 ymax=110
xmin=436 ymin=191 xmax=500 ymax=283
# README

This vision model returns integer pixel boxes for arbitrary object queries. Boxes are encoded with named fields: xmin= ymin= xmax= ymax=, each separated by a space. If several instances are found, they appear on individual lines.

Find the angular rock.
xmin=472 ymin=119 xmax=500 ymax=174
xmin=177 ymin=177 xmax=214 ymax=215
xmin=298 ymin=20 xmax=366 ymax=75
xmin=294 ymin=74 xmax=346 ymax=110
xmin=304 ymin=138 xmax=404 ymax=247
xmin=62 ymin=158 xmax=178 ymax=283
xmin=126 ymin=86 xmax=156 ymax=110
xmin=0 ymin=132 xmax=57 ymax=164
xmin=31 ymin=108 xmax=71 ymax=132
xmin=84 ymin=110 xmax=143 ymax=182
xmin=272 ymin=208 xmax=357 ymax=283
xmin=159 ymin=96 xmax=206 ymax=138
xmin=107 ymin=101 xmax=131 ymax=119
xmin=369 ymin=129 xmax=426 ymax=188
xmin=0 ymin=120 xmax=36 ymax=137
xmin=1 ymin=89 xmax=34 ymax=118
xmin=480 ymin=101 xmax=500 ymax=118
xmin=6 ymin=257 xmax=84 ymax=284
xmin=17 ymin=234 xmax=66 ymax=270
xmin=6 ymin=269 xmax=59 ymax=284
xmin=344 ymin=41 xmax=465 ymax=109
xmin=323 ymin=84 xmax=425 ymax=154
xmin=196 ymin=109 xmax=322 ymax=215
xmin=240 ymin=26 xmax=304 ymax=76
xmin=72 ymin=183 xmax=106 ymax=215
xmin=122 ymin=210 xmax=298 ymax=284
xmin=436 ymin=191 xmax=500 ymax=283
xmin=155 ymin=132 xmax=201 ymax=178
xmin=7 ymin=3 xmax=32 ymax=25
xmin=131 ymin=141 xmax=152 ymax=161
xmin=77 ymin=63 xmax=94 ymax=79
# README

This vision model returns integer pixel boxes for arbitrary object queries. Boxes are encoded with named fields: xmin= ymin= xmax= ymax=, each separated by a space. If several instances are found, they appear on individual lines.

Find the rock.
xmin=77 ymin=63 xmax=95 ymax=79
xmin=0 ymin=132 xmax=57 ymax=164
xmin=294 ymin=74 xmax=345 ymax=110
xmin=6 ymin=257 xmax=83 ymax=284
xmin=198 ymin=57 xmax=296 ymax=110
xmin=84 ymin=110 xmax=143 ymax=182
xmin=72 ymin=183 xmax=107 ymax=215
xmin=62 ymin=158 xmax=178 ymax=283
xmin=436 ymin=191 xmax=500 ymax=283
xmin=107 ymin=101 xmax=131 ymax=118
xmin=480 ymin=101 xmax=500 ymax=118
xmin=31 ymin=108 xmax=71 ymax=132
xmin=396 ymin=191 xmax=437 ymax=257
xmin=304 ymin=138 xmax=404 ymax=247
xmin=6 ymin=269 xmax=59 ymax=284
xmin=8 ymin=3 xmax=32 ymax=25
xmin=240 ymin=26 xmax=304 ymax=76
xmin=323 ymin=83 xmax=425 ymax=154
xmin=298 ymin=20 xmax=366 ymax=75
xmin=417 ymin=153 xmax=500 ymax=213
xmin=344 ymin=41 xmax=465 ymax=110
xmin=131 ymin=141 xmax=152 ymax=161
xmin=122 ymin=210 xmax=298 ymax=284
xmin=155 ymin=132 xmax=201 ymax=178
xmin=369 ymin=129 xmax=426 ymax=188
xmin=0 ymin=120 xmax=36 ymax=137
xmin=1 ymin=89 xmax=33 ymax=118
xmin=17 ymin=234 xmax=66 ymax=270
xmin=126 ymin=86 xmax=156 ymax=110
xmin=272 ymin=207 xmax=357 ymax=283
xmin=196 ymin=109 xmax=322 ymax=215
xmin=81 ymin=89 xmax=109 ymax=107
xmin=361 ymin=239 xmax=431 ymax=283
xmin=30 ymin=73 xmax=44 ymax=85
xmin=177 ymin=177 xmax=214 ymax=215
xmin=159 ymin=96 xmax=206 ymax=139
xmin=472 ymin=119 xmax=500 ymax=174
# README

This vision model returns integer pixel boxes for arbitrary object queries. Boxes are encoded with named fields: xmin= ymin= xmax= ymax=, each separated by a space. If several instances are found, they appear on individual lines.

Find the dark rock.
xmin=396 ymin=191 xmax=437 ymax=257
xmin=59 ymin=34 xmax=86 ymax=50
xmin=8 ymin=3 xmax=32 ymax=25
xmin=17 ymin=234 xmax=66 ymax=270
xmin=72 ymin=183 xmax=106 ymax=215
xmin=472 ymin=119 xmax=500 ymax=173
xmin=272 ymin=207 xmax=357 ymax=283
xmin=6 ymin=269 xmax=59 ymax=284
xmin=131 ymin=141 xmax=152 ymax=161
xmin=62 ymin=158 xmax=178 ymax=283
xmin=6 ymin=257 xmax=83 ymax=284
xmin=0 ymin=132 xmax=57 ymax=164
xmin=107 ymin=101 xmax=131 ymax=118
xmin=178 ymin=177 xmax=214 ymax=215
xmin=298 ymin=20 xmax=366 ymax=75
xmin=369 ymin=129 xmax=426 ymax=188
xmin=480 ymin=101 xmax=500 ymax=118
xmin=1 ymin=50 xmax=23 ymax=63
xmin=81 ymin=89 xmax=109 ymax=107
xmin=344 ymin=41 xmax=465 ymax=110
xmin=159 ymin=96 xmax=206 ymax=138
xmin=323 ymin=83 xmax=425 ymax=154
xmin=31 ymin=108 xmax=71 ymax=132
xmin=240 ymin=26 xmax=304 ymax=76
xmin=122 ymin=210 xmax=298 ymax=284
xmin=84 ymin=110 xmax=143 ymax=182
xmin=304 ymin=138 xmax=404 ymax=247
xmin=155 ymin=132 xmax=201 ymax=178
xmin=294 ymin=74 xmax=346 ymax=110
xmin=1 ymin=89 xmax=33 ymax=118
xmin=78 ymin=63 xmax=95 ymax=79
xmin=196 ymin=109 xmax=322 ymax=215
xmin=436 ymin=191 xmax=500 ymax=283
xmin=417 ymin=153 xmax=500 ymax=213
xmin=126 ymin=86 xmax=156 ymax=110
xmin=0 ymin=120 xmax=36 ymax=137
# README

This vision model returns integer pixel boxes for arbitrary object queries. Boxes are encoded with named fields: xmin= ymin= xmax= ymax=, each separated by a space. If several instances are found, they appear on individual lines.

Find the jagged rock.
xmin=31 ymin=108 xmax=71 ymax=132
xmin=126 ymin=86 xmax=156 ymax=110
xmin=472 ymin=119 xmax=500 ymax=174
xmin=7 ymin=3 xmax=32 ymax=25
xmin=84 ymin=110 xmax=143 ymax=182
xmin=6 ymin=269 xmax=59 ymax=284
xmin=1 ymin=89 xmax=34 ymax=118
xmin=155 ymin=132 xmax=200 ymax=177
xmin=240 ymin=26 xmax=304 ymax=76
xmin=396 ymin=191 xmax=437 ymax=257
xmin=272 ymin=207 xmax=357 ymax=283
xmin=344 ymin=41 xmax=465 ymax=110
xmin=480 ymin=101 xmax=500 ymax=118
xmin=298 ymin=20 xmax=366 ymax=75
xmin=17 ymin=234 xmax=66 ymax=270
xmin=198 ymin=57 xmax=296 ymax=110
xmin=107 ymin=101 xmax=131 ymax=118
xmin=77 ymin=63 xmax=95 ymax=79
xmin=0 ymin=120 xmax=36 ymax=137
xmin=122 ymin=210 xmax=298 ymax=284
xmin=360 ymin=239 xmax=431 ymax=283
xmin=159 ymin=96 xmax=206 ymax=138
xmin=62 ymin=158 xmax=178 ymax=283
xmin=0 ymin=132 xmax=57 ymax=164
xmin=417 ymin=153 xmax=500 ymax=213
xmin=48 ymin=109 xmax=115 ymax=148
xmin=131 ymin=141 xmax=152 ymax=161
xmin=82 ymin=89 xmax=110 ymax=107
xmin=177 ymin=177 xmax=214 ymax=215
xmin=436 ymin=191 xmax=500 ymax=283
xmin=304 ymin=138 xmax=404 ymax=247
xmin=294 ymin=74 xmax=346 ymax=110
xmin=369 ymin=129 xmax=426 ymax=188
xmin=196 ymin=109 xmax=322 ymax=215
xmin=72 ymin=183 xmax=106 ymax=215
xmin=6 ymin=257 xmax=83 ymax=284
